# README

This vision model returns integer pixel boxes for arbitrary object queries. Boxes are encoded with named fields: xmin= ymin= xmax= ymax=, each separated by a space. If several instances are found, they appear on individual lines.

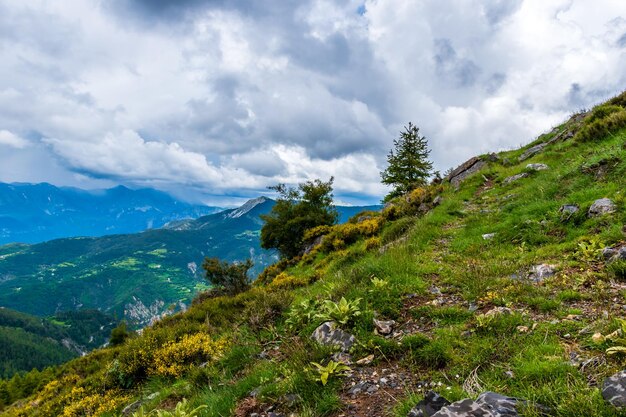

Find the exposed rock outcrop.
xmin=446 ymin=157 xmax=488 ymax=187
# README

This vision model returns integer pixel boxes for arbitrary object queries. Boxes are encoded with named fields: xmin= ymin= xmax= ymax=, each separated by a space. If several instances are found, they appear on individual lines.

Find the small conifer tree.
xmin=380 ymin=122 xmax=433 ymax=201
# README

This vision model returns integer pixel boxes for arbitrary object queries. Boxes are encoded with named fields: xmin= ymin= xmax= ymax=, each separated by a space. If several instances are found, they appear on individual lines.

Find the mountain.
xmin=0 ymin=196 xmax=380 ymax=326
xmin=0 ymin=307 xmax=116 ymax=378
xmin=4 ymin=93 xmax=626 ymax=416
xmin=0 ymin=183 xmax=221 ymax=245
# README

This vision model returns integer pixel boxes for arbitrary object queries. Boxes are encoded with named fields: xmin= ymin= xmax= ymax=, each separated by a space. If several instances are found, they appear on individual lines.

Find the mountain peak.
xmin=225 ymin=196 xmax=271 ymax=219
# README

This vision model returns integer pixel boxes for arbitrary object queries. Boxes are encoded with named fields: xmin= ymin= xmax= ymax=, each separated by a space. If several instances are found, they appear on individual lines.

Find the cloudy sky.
xmin=1 ymin=0 xmax=625 ymax=206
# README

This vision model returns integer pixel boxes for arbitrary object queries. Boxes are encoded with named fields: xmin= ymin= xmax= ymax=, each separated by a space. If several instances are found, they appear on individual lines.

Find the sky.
xmin=1 ymin=0 xmax=625 ymax=206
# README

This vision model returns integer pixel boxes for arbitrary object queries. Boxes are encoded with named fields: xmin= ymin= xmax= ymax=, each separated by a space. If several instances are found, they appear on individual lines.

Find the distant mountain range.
xmin=0 ymin=193 xmax=380 ymax=327
xmin=0 ymin=182 xmax=221 ymax=245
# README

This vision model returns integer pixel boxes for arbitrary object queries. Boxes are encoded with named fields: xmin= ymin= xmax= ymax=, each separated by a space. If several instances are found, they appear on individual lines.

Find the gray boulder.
xmin=588 ymin=198 xmax=616 ymax=217
xmin=559 ymin=204 xmax=579 ymax=217
xmin=312 ymin=321 xmax=356 ymax=352
xmin=602 ymin=370 xmax=626 ymax=407
xmin=408 ymin=391 xmax=451 ymax=417
xmin=526 ymin=163 xmax=549 ymax=171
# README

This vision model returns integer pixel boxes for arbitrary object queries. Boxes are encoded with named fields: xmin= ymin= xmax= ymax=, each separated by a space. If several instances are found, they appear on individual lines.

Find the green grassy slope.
xmin=2 ymin=93 xmax=626 ymax=416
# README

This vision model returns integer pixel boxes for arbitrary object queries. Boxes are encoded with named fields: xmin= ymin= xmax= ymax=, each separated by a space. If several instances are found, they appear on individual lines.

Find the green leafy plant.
xmin=369 ymin=276 xmax=390 ymax=293
xmin=575 ymin=237 xmax=603 ymax=262
xmin=285 ymin=298 xmax=320 ymax=329
xmin=310 ymin=360 xmax=351 ymax=385
xmin=131 ymin=399 xmax=208 ymax=417
xmin=316 ymin=297 xmax=362 ymax=325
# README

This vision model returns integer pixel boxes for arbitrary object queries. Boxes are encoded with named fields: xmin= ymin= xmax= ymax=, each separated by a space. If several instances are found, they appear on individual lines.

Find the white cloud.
xmin=0 ymin=130 xmax=29 ymax=149
xmin=0 ymin=0 xmax=625 ymax=204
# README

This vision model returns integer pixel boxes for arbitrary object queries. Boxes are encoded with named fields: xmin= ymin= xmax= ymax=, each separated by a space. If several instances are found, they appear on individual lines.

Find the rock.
xmin=526 ymin=163 xmax=549 ymax=171
xmin=559 ymin=204 xmax=579 ymax=217
xmin=588 ymin=198 xmax=616 ymax=217
xmin=282 ymin=393 xmax=300 ymax=406
xmin=407 ymin=391 xmax=451 ymax=417
xmin=303 ymin=235 xmax=324 ymax=255
xmin=374 ymin=318 xmax=396 ymax=335
xmin=528 ymin=264 xmax=556 ymax=282
xmin=348 ymin=382 xmax=370 ymax=396
xmin=603 ymin=370 xmax=626 ymax=407
xmin=356 ymin=354 xmax=374 ymax=365
xmin=482 ymin=233 xmax=496 ymax=240
xmin=503 ymin=173 xmax=528 ymax=184
xmin=485 ymin=307 xmax=513 ymax=317
xmin=603 ymin=247 xmax=617 ymax=260
xmin=433 ymin=196 xmax=443 ymax=206
xmin=311 ymin=321 xmax=356 ymax=352
xmin=519 ymin=143 xmax=547 ymax=161
xmin=432 ymin=391 xmax=521 ymax=417
xmin=616 ymin=247 xmax=626 ymax=261
xmin=121 ymin=400 xmax=142 ymax=416
xmin=446 ymin=156 xmax=488 ymax=187
xmin=331 ymin=352 xmax=353 ymax=365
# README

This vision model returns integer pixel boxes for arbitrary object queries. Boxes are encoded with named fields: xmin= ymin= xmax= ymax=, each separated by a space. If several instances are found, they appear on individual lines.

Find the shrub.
xmin=381 ymin=217 xmax=416 ymax=244
xmin=151 ymin=333 xmax=227 ymax=377
xmin=109 ymin=321 xmax=131 ymax=346
xmin=285 ymin=299 xmax=321 ymax=330
xmin=202 ymin=258 xmax=253 ymax=296
xmin=365 ymin=236 xmax=381 ymax=250
xmin=587 ymin=104 xmax=624 ymax=123
xmin=576 ymin=108 xmax=626 ymax=142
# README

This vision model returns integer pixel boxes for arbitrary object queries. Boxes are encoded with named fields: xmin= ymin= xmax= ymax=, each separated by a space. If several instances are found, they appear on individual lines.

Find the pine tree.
xmin=380 ymin=122 xmax=433 ymax=201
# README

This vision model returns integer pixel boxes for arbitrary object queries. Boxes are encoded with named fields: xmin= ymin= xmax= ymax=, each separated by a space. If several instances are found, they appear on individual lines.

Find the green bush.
xmin=381 ymin=217 xmax=416 ymax=244
xmin=576 ymin=109 xmax=626 ymax=142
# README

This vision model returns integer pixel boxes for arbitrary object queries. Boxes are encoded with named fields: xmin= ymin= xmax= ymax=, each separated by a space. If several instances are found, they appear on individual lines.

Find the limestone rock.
xmin=311 ymin=321 xmax=356 ymax=352
xmin=603 ymin=370 xmax=626 ymax=408
xmin=482 ymin=233 xmax=496 ymax=240
xmin=528 ymin=264 xmax=556 ymax=282
xmin=407 ymin=391 xmax=451 ymax=417
xmin=519 ymin=143 xmax=547 ymax=161
xmin=446 ymin=156 xmax=488 ymax=187
xmin=373 ymin=318 xmax=396 ymax=335
xmin=588 ymin=198 xmax=616 ymax=217
xmin=603 ymin=247 xmax=617 ymax=260
xmin=525 ymin=163 xmax=549 ymax=171
xmin=503 ymin=173 xmax=528 ymax=184
xmin=432 ymin=392 xmax=520 ymax=417
xmin=559 ymin=204 xmax=579 ymax=217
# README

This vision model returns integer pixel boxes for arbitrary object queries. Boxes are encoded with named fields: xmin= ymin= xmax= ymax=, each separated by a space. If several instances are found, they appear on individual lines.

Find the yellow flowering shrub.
xmin=268 ymin=272 xmax=310 ymax=290
xmin=151 ymin=333 xmax=228 ymax=377
xmin=61 ymin=389 xmax=129 ymax=417
xmin=365 ymin=236 xmax=381 ymax=251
